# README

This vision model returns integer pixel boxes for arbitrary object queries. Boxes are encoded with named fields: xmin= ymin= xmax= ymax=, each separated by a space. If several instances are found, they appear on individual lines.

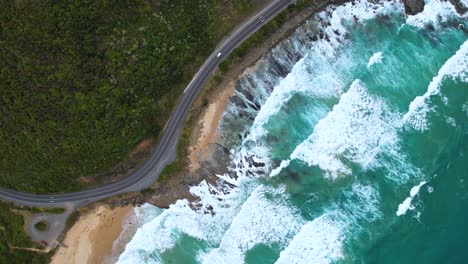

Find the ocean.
xmin=116 ymin=0 xmax=468 ymax=263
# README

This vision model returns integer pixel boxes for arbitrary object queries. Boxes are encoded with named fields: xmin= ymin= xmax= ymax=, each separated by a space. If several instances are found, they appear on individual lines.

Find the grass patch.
xmin=0 ymin=201 xmax=51 ymax=263
xmin=16 ymin=206 xmax=65 ymax=215
xmin=34 ymin=221 xmax=48 ymax=232
xmin=66 ymin=211 xmax=80 ymax=227
xmin=140 ymin=188 xmax=153 ymax=195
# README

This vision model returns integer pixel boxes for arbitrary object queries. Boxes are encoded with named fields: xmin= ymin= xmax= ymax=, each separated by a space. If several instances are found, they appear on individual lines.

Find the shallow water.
xmin=117 ymin=0 xmax=468 ymax=263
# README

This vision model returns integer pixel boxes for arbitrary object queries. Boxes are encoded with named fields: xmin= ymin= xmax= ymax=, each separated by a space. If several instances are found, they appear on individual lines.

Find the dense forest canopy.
xmin=0 ymin=1 xmax=315 ymax=262
xmin=0 ymin=0 xmax=217 ymax=193
xmin=0 ymin=201 xmax=49 ymax=263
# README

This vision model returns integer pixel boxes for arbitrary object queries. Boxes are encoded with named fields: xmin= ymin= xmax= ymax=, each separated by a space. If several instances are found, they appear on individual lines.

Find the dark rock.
xmin=254 ymin=102 xmax=261 ymax=110
xmin=248 ymin=101 xmax=260 ymax=111
xmin=196 ymin=143 xmax=232 ymax=177
xmin=270 ymin=56 xmax=289 ymax=78
xmin=243 ymin=89 xmax=254 ymax=102
xmin=449 ymin=0 xmax=467 ymax=16
xmin=229 ymin=95 xmax=246 ymax=108
xmin=403 ymin=0 xmax=424 ymax=15
xmin=427 ymin=23 xmax=435 ymax=31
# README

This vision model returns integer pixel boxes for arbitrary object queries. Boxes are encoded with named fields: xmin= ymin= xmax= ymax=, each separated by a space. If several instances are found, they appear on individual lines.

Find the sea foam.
xmin=226 ymin=0 xmax=403 ymax=178
xmin=396 ymin=181 xmax=427 ymax=216
xmin=117 ymin=175 xmax=256 ymax=263
xmin=367 ymin=52 xmax=384 ymax=68
xmin=290 ymin=80 xmax=401 ymax=179
xmin=276 ymin=214 xmax=344 ymax=264
xmin=406 ymin=0 xmax=465 ymax=29
xmin=116 ymin=0 xmax=459 ymax=262
xmin=200 ymin=185 xmax=304 ymax=263
xmin=404 ymin=40 xmax=468 ymax=131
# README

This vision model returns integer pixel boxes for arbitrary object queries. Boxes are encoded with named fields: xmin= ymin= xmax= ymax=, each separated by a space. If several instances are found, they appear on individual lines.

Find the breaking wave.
xmin=117 ymin=0 xmax=467 ymax=263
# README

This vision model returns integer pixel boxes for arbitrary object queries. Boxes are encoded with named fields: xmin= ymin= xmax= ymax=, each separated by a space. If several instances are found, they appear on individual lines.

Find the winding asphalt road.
xmin=0 ymin=0 xmax=295 ymax=207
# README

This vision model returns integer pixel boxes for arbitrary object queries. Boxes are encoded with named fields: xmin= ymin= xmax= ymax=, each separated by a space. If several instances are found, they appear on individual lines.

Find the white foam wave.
xmin=109 ymin=204 xmax=163 ymax=263
xmin=201 ymin=185 xmax=304 ymax=263
xmin=325 ymin=0 xmax=402 ymax=26
xmin=276 ymin=214 xmax=344 ymax=264
xmin=367 ymin=52 xmax=384 ymax=68
xmin=463 ymin=0 xmax=468 ymax=8
xmin=427 ymin=186 xmax=434 ymax=193
xmin=115 ymin=1 xmax=443 ymax=262
xmin=117 ymin=175 xmax=255 ymax=263
xmin=406 ymin=0 xmax=464 ymax=29
xmin=463 ymin=102 xmax=468 ymax=117
xmin=234 ymin=0 xmax=403 ymax=172
xmin=133 ymin=203 xmax=163 ymax=225
xmin=246 ymin=46 xmax=349 ymax=142
xmin=215 ymin=2 xmax=406 ymax=192
xmin=403 ymin=40 xmax=468 ymax=131
xmin=396 ymin=181 xmax=426 ymax=216
xmin=347 ymin=183 xmax=383 ymax=222
xmin=446 ymin=116 xmax=457 ymax=127
xmin=269 ymin=160 xmax=291 ymax=177
xmin=290 ymin=80 xmax=401 ymax=179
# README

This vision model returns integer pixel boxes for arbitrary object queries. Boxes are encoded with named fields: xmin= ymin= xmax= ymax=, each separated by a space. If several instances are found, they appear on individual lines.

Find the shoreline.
xmin=188 ymin=80 xmax=235 ymax=172
xmin=50 ymin=0 xmax=355 ymax=261
xmin=50 ymin=205 xmax=133 ymax=264
xmin=187 ymin=0 xmax=353 ymax=173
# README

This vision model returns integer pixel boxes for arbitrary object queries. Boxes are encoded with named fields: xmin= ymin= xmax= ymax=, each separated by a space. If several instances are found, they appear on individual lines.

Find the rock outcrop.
xmin=149 ymin=143 xmax=232 ymax=208
xmin=449 ymin=0 xmax=467 ymax=15
xmin=195 ymin=143 xmax=232 ymax=178
xmin=403 ymin=0 xmax=424 ymax=15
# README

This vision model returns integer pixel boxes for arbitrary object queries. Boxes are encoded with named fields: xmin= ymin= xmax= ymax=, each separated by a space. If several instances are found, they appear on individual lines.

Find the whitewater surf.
xmin=117 ymin=0 xmax=468 ymax=263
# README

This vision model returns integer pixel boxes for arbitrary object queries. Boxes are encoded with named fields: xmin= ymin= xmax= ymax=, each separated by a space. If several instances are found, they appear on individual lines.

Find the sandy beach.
xmin=51 ymin=205 xmax=133 ymax=264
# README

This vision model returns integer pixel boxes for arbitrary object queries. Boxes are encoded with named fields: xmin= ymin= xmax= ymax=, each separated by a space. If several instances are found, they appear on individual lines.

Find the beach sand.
xmin=189 ymin=80 xmax=235 ymax=172
xmin=51 ymin=205 xmax=133 ymax=264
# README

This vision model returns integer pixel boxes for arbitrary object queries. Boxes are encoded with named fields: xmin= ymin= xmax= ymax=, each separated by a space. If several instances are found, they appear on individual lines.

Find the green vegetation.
xmin=0 ymin=1 xmax=319 ymax=261
xmin=0 ymin=202 xmax=50 ymax=263
xmin=42 ymin=207 xmax=65 ymax=214
xmin=16 ymin=206 xmax=65 ymax=215
xmin=220 ymin=0 xmax=314 ymax=71
xmin=66 ymin=211 xmax=80 ymax=227
xmin=234 ymin=0 xmax=253 ymax=11
xmin=0 ymin=0 xmax=217 ymax=193
xmin=34 ymin=221 xmax=48 ymax=232
xmin=140 ymin=187 xmax=153 ymax=195
xmin=157 ymin=127 xmax=189 ymax=183
xmin=0 ymin=0 xmax=305 ymax=194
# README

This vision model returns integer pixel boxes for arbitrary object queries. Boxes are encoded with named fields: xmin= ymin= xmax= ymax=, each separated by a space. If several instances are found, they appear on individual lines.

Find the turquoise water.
xmin=117 ymin=0 xmax=468 ymax=263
